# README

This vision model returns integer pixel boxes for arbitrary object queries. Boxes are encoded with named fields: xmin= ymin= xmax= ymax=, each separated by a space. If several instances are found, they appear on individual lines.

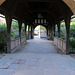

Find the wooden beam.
xmin=18 ymin=0 xmax=59 ymax=2
xmin=57 ymin=21 xmax=60 ymax=37
xmin=0 ymin=0 xmax=5 ymax=5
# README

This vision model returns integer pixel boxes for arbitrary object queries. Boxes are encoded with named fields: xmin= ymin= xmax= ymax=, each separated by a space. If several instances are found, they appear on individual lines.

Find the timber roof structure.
xmin=0 ymin=0 xmax=75 ymax=27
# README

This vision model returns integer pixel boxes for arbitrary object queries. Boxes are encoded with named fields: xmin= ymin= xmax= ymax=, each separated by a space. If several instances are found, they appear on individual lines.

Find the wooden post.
xmin=47 ymin=29 xmax=48 ymax=37
xmin=65 ymin=17 xmax=71 ymax=54
xmin=5 ymin=15 xmax=12 ymax=53
xmin=31 ymin=26 xmax=33 ymax=39
xmin=33 ymin=27 xmax=34 ymax=39
xmin=54 ymin=25 xmax=55 ymax=37
xmin=57 ymin=21 xmax=60 ymax=37
xmin=24 ymin=24 xmax=27 ymax=36
xmin=47 ymin=26 xmax=50 ymax=40
xmin=18 ymin=20 xmax=22 ymax=44
xmin=50 ymin=26 xmax=53 ymax=40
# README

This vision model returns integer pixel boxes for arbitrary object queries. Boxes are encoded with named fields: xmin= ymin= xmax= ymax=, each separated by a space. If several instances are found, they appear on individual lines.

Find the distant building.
xmin=0 ymin=14 xmax=6 ymax=23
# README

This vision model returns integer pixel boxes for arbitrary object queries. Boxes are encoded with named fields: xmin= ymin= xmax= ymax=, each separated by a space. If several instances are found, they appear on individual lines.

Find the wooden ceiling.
xmin=0 ymin=0 xmax=5 ymax=5
xmin=0 ymin=0 xmax=74 ymax=27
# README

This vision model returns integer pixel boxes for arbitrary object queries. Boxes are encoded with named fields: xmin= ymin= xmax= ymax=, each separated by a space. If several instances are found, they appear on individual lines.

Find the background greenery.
xmin=55 ymin=18 xmax=75 ymax=52
xmin=0 ymin=18 xmax=75 ymax=53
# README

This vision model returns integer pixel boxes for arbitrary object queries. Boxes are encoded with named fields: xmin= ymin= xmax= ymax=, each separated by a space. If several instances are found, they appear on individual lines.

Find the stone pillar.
xmin=18 ymin=20 xmax=22 ymax=43
xmin=65 ymin=17 xmax=70 ymax=54
xmin=57 ymin=21 xmax=60 ymax=37
xmin=5 ymin=15 xmax=12 ymax=53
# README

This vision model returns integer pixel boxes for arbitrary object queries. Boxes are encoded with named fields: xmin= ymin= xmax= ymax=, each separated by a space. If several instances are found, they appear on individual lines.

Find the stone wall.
xmin=40 ymin=30 xmax=47 ymax=38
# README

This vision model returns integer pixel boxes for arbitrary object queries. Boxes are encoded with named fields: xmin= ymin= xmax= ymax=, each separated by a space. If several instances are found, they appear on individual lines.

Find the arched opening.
xmin=70 ymin=17 xmax=75 ymax=52
xmin=34 ymin=25 xmax=47 ymax=39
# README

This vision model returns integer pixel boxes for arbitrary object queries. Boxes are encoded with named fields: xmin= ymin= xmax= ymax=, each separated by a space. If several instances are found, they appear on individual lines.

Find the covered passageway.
xmin=0 ymin=0 xmax=75 ymax=54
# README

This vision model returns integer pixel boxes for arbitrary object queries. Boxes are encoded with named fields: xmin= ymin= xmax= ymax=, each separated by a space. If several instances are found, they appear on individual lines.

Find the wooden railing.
xmin=21 ymin=36 xmax=26 ymax=45
xmin=11 ymin=36 xmax=26 ymax=52
xmin=54 ymin=37 xmax=66 ymax=53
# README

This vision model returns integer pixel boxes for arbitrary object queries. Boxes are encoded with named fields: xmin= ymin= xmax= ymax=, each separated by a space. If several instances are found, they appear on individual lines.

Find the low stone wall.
xmin=54 ymin=37 xmax=66 ymax=54
xmin=11 ymin=36 xmax=26 ymax=52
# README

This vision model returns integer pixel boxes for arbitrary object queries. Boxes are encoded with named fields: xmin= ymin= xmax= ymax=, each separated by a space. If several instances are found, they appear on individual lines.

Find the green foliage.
xmin=11 ymin=20 xmax=25 ymax=39
xmin=60 ymin=23 xmax=66 ymax=40
xmin=55 ymin=19 xmax=75 ymax=52
xmin=0 ymin=23 xmax=7 ymax=52
xmin=11 ymin=20 xmax=19 ymax=39
xmin=21 ymin=23 xmax=25 ymax=37
xmin=55 ymin=25 xmax=58 ymax=37
xmin=70 ymin=25 xmax=75 ymax=38
xmin=26 ymin=36 xmax=28 ymax=40
xmin=0 ymin=19 xmax=26 ymax=52
xmin=40 ymin=25 xmax=46 ymax=31
xmin=70 ymin=37 xmax=75 ymax=50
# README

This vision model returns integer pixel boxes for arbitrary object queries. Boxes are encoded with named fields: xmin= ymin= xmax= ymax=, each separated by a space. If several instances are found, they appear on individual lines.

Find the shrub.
xmin=26 ymin=36 xmax=28 ymax=40
xmin=0 ymin=23 xmax=7 ymax=52
xmin=70 ymin=37 xmax=75 ymax=49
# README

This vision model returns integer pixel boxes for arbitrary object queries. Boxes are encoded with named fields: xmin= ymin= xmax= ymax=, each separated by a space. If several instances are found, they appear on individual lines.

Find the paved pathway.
xmin=0 ymin=38 xmax=75 ymax=75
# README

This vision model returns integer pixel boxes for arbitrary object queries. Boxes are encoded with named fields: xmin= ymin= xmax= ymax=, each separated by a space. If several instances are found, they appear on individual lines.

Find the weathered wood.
xmin=65 ymin=17 xmax=71 ymax=54
xmin=46 ymin=26 xmax=48 ymax=37
xmin=57 ymin=21 xmax=60 ymax=37
xmin=31 ymin=26 xmax=33 ymax=39
xmin=50 ymin=26 xmax=53 ymax=40
xmin=18 ymin=0 xmax=59 ymax=2
xmin=24 ymin=24 xmax=27 ymax=36
xmin=18 ymin=20 xmax=22 ymax=43
xmin=63 ymin=0 xmax=75 ymax=15
xmin=0 ymin=0 xmax=5 ymax=5
xmin=5 ymin=15 xmax=12 ymax=53
xmin=47 ymin=26 xmax=50 ymax=40
xmin=54 ymin=25 xmax=55 ymax=37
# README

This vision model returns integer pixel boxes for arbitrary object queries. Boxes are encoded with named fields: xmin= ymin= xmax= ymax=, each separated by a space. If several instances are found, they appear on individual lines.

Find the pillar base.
xmin=47 ymin=37 xmax=50 ymax=40
xmin=66 ymin=52 xmax=69 ymax=55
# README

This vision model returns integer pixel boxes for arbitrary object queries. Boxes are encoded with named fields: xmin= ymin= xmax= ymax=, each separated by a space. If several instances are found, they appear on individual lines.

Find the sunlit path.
xmin=0 ymin=38 xmax=75 ymax=75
